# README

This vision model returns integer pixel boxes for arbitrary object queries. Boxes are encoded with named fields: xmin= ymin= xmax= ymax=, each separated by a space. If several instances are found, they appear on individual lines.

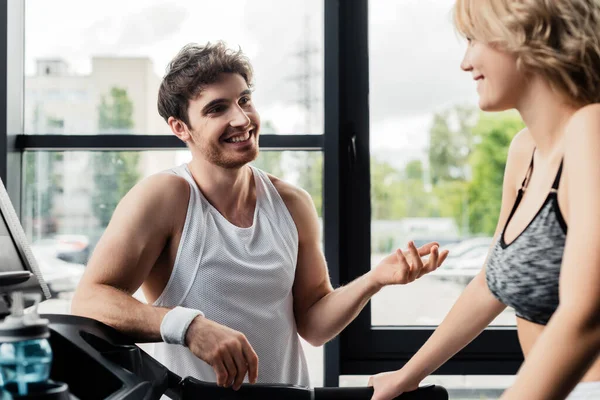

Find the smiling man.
xmin=71 ymin=42 xmax=448 ymax=391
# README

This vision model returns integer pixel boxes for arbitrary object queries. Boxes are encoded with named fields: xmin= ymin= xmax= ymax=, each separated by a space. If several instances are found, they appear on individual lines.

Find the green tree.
xmin=252 ymin=151 xmax=284 ymax=177
xmin=401 ymin=179 xmax=432 ymax=218
xmin=431 ymin=180 xmax=470 ymax=234
xmin=401 ymin=159 xmax=435 ymax=219
xmin=428 ymin=105 xmax=477 ymax=185
xmin=99 ymin=88 xmax=134 ymax=132
xmin=404 ymin=160 xmax=424 ymax=181
xmin=467 ymin=112 xmax=525 ymax=235
xmin=22 ymin=152 xmax=63 ymax=239
xmin=371 ymin=158 xmax=405 ymax=220
xmin=22 ymin=112 xmax=66 ymax=239
xmin=370 ymin=157 xmax=436 ymax=252
xmin=91 ymin=87 xmax=140 ymax=228
xmin=296 ymin=152 xmax=323 ymax=216
xmin=370 ymin=156 xmax=439 ymax=221
xmin=251 ymin=121 xmax=284 ymax=177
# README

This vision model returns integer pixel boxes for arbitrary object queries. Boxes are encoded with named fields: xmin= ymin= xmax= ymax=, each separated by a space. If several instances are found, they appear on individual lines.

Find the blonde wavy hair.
xmin=454 ymin=0 xmax=600 ymax=106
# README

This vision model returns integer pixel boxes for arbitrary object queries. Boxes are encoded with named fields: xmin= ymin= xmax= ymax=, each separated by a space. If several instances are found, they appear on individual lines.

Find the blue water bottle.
xmin=0 ymin=292 xmax=55 ymax=398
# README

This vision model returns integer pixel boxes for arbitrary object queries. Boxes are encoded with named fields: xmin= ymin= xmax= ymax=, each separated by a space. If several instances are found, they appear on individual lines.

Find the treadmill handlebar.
xmin=42 ymin=315 xmax=448 ymax=400
xmin=179 ymin=376 xmax=448 ymax=400
xmin=315 ymin=385 xmax=447 ymax=400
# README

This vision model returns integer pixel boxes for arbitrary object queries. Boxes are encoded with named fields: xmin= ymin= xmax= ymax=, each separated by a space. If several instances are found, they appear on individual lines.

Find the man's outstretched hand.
xmin=369 ymin=241 xmax=449 ymax=289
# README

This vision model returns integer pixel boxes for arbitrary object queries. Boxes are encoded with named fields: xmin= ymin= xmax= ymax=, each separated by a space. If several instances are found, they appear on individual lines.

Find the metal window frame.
xmin=16 ymin=134 xmax=323 ymax=151
xmin=324 ymin=0 xmax=522 ymax=385
xmin=1 ymin=0 xmax=24 ymax=213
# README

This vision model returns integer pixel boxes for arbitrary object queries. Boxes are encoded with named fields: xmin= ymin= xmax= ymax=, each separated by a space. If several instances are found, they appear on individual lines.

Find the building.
xmin=24 ymin=57 xmax=179 ymax=243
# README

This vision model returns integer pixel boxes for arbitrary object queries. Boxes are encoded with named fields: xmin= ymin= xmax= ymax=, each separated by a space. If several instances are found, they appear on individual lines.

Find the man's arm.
xmin=72 ymin=173 xmax=258 ymax=389
xmin=500 ymin=106 xmax=600 ymax=400
xmin=71 ymin=173 xmax=188 ymax=341
xmin=275 ymin=180 xmax=447 ymax=347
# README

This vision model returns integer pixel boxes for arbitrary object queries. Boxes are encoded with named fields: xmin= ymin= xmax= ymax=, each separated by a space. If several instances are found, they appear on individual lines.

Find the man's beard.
xmin=199 ymin=138 xmax=259 ymax=169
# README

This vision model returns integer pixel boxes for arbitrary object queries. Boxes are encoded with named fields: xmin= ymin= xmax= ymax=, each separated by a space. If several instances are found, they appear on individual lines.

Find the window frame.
xmin=323 ymin=0 xmax=522 ymax=384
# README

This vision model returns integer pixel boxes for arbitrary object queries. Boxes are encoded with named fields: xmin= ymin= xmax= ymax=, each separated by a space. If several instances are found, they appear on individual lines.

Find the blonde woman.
xmin=368 ymin=1 xmax=600 ymax=399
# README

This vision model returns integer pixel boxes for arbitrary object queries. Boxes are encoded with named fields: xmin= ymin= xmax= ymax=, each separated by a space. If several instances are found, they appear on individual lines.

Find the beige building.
xmin=26 ymin=57 xmax=167 ymax=135
xmin=24 ymin=57 xmax=180 ymax=241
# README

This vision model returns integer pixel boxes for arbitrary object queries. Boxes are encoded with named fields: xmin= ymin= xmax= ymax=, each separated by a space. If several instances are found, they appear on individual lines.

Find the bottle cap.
xmin=0 ymin=292 xmax=49 ymax=342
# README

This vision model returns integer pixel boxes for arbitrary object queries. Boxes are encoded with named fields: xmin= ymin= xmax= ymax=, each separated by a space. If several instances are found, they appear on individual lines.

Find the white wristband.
xmin=160 ymin=306 xmax=204 ymax=346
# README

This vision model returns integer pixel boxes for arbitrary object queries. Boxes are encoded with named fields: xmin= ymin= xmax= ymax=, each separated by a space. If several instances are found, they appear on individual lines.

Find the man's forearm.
xmin=298 ymin=272 xmax=380 ymax=346
xmin=501 ymin=308 xmax=600 ymax=400
xmin=71 ymin=283 xmax=170 ymax=342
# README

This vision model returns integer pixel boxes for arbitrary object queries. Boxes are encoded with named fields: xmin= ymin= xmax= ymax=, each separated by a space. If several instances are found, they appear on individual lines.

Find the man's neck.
xmin=186 ymin=158 xmax=255 ymax=225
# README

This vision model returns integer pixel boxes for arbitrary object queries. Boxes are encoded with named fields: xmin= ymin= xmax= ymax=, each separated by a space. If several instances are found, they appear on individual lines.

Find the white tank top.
xmin=151 ymin=164 xmax=310 ymax=387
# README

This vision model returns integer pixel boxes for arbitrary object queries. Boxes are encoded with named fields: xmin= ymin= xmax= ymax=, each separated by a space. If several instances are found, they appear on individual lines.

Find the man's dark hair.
xmin=157 ymin=41 xmax=254 ymax=128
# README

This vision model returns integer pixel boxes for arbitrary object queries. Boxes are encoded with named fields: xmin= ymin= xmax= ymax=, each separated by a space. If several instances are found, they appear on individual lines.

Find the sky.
xmin=24 ymin=0 xmax=479 ymax=159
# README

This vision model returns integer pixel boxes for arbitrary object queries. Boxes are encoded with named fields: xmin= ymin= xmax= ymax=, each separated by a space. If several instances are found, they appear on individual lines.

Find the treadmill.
xmin=0 ymin=179 xmax=448 ymax=400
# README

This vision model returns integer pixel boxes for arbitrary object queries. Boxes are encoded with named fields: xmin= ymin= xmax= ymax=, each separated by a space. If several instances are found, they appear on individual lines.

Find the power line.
xmin=287 ymin=15 xmax=320 ymax=133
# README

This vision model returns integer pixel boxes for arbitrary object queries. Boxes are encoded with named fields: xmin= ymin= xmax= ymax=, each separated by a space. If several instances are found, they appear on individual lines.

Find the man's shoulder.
xmin=123 ymin=171 xmax=190 ymax=212
xmin=264 ymin=173 xmax=314 ymax=213
xmin=100 ymin=170 xmax=191 ymax=247
xmin=259 ymin=172 xmax=319 ymax=242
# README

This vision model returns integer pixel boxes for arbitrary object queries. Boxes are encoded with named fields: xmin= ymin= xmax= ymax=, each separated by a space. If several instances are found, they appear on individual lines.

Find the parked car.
xmin=30 ymin=244 xmax=85 ymax=298
xmin=53 ymin=234 xmax=91 ymax=265
xmin=431 ymin=237 xmax=493 ymax=285
xmin=443 ymin=237 xmax=493 ymax=261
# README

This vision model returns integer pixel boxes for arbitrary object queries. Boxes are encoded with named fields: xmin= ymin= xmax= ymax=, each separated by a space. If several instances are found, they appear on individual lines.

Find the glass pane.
xmin=369 ymin=0 xmax=521 ymax=326
xmin=23 ymin=149 xmax=324 ymax=384
xmin=25 ymin=0 xmax=324 ymax=135
xmin=341 ymin=375 xmax=515 ymax=399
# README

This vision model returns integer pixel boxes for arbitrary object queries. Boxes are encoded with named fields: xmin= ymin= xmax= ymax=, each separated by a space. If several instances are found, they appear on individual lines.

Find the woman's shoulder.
xmin=563 ymin=104 xmax=600 ymax=170
xmin=566 ymin=104 xmax=600 ymax=137
xmin=505 ymin=127 xmax=535 ymax=183
xmin=509 ymin=127 xmax=534 ymax=159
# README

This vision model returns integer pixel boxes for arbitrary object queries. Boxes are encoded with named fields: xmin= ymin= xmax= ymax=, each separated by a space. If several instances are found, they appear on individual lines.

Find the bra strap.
xmin=521 ymin=148 xmax=536 ymax=190
xmin=551 ymin=159 xmax=564 ymax=191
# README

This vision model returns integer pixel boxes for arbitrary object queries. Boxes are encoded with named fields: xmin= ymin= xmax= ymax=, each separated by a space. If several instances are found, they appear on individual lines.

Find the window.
xmin=22 ymin=150 xmax=322 ymax=262
xmin=2 ymin=0 xmax=522 ymax=389
xmin=331 ymin=0 xmax=523 ymax=384
xmin=24 ymin=150 xmax=325 ymax=384
xmin=16 ymin=0 xmax=326 ymax=387
xmin=25 ymin=0 xmax=324 ymax=135
xmin=368 ymin=0 xmax=519 ymax=327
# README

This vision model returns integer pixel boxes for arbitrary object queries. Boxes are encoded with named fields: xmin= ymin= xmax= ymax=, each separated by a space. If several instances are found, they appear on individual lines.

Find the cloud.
xmin=25 ymin=0 xmax=187 ymax=74
xmin=238 ymin=0 xmax=324 ymax=131
xmin=24 ymin=0 xmax=478 ymax=136
xmin=81 ymin=2 xmax=188 ymax=55
xmin=369 ymin=0 xmax=475 ymax=121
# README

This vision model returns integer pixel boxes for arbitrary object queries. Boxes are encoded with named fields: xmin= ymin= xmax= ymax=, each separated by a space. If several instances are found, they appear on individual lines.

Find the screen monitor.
xmin=0 ymin=178 xmax=51 ymax=304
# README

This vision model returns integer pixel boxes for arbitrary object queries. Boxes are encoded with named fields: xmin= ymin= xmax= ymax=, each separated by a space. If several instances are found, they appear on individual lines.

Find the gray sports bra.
xmin=486 ymin=150 xmax=567 ymax=325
